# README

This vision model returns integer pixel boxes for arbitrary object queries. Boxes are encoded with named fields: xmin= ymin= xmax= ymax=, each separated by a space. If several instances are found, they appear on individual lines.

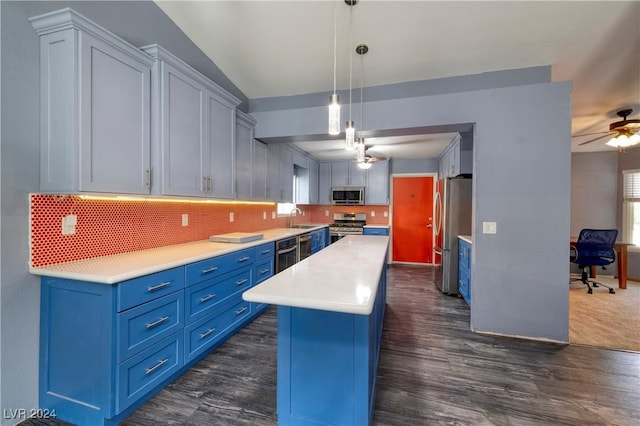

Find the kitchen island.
xmin=243 ymin=235 xmax=389 ymax=426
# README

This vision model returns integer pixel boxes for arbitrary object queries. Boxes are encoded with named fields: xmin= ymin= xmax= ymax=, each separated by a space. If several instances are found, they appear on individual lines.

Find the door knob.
xmin=426 ymin=224 xmax=433 ymax=228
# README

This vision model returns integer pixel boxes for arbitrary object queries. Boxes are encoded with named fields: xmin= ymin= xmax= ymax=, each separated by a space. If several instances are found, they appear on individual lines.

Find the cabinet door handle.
xmin=145 ymin=358 xmax=169 ymax=375
xmin=259 ymin=269 xmax=270 ymax=275
xmin=237 ymin=256 xmax=251 ymax=262
xmin=208 ymin=176 xmax=212 ymax=192
xmin=199 ymin=328 xmax=217 ymax=339
xmin=236 ymin=278 xmax=248 ymax=286
xmin=203 ymin=176 xmax=208 ymax=193
xmin=199 ymin=293 xmax=216 ymax=303
xmin=145 ymin=168 xmax=151 ymax=189
xmin=147 ymin=281 xmax=171 ymax=292
xmin=146 ymin=316 xmax=169 ymax=329
xmin=235 ymin=306 xmax=248 ymax=316
xmin=201 ymin=266 xmax=218 ymax=274
xmin=261 ymin=249 xmax=271 ymax=254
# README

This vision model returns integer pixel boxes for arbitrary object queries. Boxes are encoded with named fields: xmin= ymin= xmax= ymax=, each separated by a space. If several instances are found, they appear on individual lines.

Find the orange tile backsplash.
xmin=29 ymin=194 xmax=389 ymax=267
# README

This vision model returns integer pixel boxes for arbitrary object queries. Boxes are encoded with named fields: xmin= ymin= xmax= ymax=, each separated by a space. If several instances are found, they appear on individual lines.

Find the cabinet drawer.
xmin=117 ymin=292 xmax=184 ymax=362
xmin=253 ymin=258 xmax=274 ymax=285
xmin=116 ymin=332 xmax=183 ymax=413
xmin=255 ymin=242 xmax=275 ymax=262
xmin=185 ymin=248 xmax=255 ymax=286
xmin=363 ymin=227 xmax=389 ymax=236
xmin=117 ymin=267 xmax=185 ymax=312
xmin=184 ymin=297 xmax=252 ymax=362
xmin=184 ymin=267 xmax=251 ymax=324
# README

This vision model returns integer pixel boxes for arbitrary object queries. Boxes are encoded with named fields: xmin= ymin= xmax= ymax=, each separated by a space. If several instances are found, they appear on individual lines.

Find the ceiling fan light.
xmin=345 ymin=121 xmax=356 ymax=150
xmin=328 ymin=94 xmax=340 ymax=135
xmin=606 ymin=136 xmax=620 ymax=148
xmin=629 ymin=132 xmax=640 ymax=145
xmin=357 ymin=160 xmax=372 ymax=169
xmin=618 ymin=134 xmax=631 ymax=147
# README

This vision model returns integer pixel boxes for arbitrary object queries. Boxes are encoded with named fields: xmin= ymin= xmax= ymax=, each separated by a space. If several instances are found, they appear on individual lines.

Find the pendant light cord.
xmin=360 ymin=52 xmax=364 ymax=138
xmin=333 ymin=0 xmax=337 ymax=95
xmin=348 ymin=3 xmax=353 ymax=122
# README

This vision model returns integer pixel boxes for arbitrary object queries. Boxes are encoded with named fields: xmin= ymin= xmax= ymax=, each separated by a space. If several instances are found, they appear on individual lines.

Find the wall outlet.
xmin=383 ymin=211 xmax=388 ymax=217
xmin=229 ymin=212 xmax=234 ymax=223
xmin=263 ymin=211 xmax=267 ymax=220
xmin=181 ymin=214 xmax=188 ymax=226
xmin=483 ymin=221 xmax=497 ymax=234
xmin=61 ymin=214 xmax=77 ymax=235
xmin=272 ymin=211 xmax=276 ymax=219
xmin=371 ymin=210 xmax=376 ymax=217
xmin=325 ymin=210 xmax=329 ymax=216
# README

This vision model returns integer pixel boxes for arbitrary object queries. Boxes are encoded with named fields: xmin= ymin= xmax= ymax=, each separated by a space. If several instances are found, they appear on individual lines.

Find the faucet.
xmin=289 ymin=207 xmax=302 ymax=228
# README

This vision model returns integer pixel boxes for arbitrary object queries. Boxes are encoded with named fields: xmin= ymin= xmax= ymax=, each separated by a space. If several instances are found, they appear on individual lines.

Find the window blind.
xmin=623 ymin=169 xmax=640 ymax=202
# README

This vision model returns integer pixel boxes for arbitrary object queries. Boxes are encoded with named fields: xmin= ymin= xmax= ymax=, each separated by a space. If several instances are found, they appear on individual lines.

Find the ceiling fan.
xmin=354 ymin=142 xmax=386 ymax=169
xmin=574 ymin=109 xmax=640 ymax=147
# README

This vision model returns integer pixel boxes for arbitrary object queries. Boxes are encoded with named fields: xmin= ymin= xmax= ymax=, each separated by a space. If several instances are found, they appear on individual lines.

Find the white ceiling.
xmin=155 ymin=0 xmax=640 ymax=159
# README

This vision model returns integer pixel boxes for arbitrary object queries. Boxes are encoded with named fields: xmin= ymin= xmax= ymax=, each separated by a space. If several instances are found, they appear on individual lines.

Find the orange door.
xmin=392 ymin=176 xmax=434 ymax=263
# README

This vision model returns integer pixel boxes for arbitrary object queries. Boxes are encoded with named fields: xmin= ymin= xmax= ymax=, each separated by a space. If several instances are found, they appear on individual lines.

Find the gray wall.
xmin=0 ymin=1 xmax=248 ymax=422
xmin=252 ymin=82 xmax=572 ymax=343
xmin=390 ymin=158 xmax=438 ymax=174
xmin=571 ymin=151 xmax=618 ymax=236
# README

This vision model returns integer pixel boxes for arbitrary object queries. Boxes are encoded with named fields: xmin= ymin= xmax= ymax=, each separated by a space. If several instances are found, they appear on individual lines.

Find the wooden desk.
xmin=570 ymin=239 xmax=632 ymax=289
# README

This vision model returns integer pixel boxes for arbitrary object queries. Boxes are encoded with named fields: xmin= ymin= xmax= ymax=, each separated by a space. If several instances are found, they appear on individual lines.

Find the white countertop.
xmin=242 ymin=235 xmax=389 ymax=316
xmin=29 ymin=225 xmax=328 ymax=284
xmin=363 ymin=224 xmax=389 ymax=228
xmin=459 ymin=235 xmax=473 ymax=244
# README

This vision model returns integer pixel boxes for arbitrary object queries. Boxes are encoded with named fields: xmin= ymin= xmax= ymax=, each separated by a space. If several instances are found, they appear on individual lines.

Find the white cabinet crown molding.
xmin=30 ymin=8 xmax=154 ymax=68
xmin=141 ymin=44 xmax=241 ymax=108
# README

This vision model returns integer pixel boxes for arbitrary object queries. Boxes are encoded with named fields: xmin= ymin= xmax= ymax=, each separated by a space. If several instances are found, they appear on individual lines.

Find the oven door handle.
xmin=278 ymin=246 xmax=297 ymax=255
xmin=299 ymin=235 xmax=312 ymax=242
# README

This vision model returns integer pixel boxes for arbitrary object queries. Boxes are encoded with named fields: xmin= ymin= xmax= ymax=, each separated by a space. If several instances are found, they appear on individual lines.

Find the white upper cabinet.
xmin=308 ymin=158 xmax=319 ymax=204
xmin=365 ymin=160 xmax=390 ymax=205
xmin=267 ymin=144 xmax=294 ymax=203
xmin=31 ymin=8 xmax=154 ymax=194
xmin=331 ymin=161 xmax=366 ymax=187
xmin=143 ymin=45 xmax=241 ymax=198
xmin=438 ymin=133 xmax=472 ymax=178
xmin=318 ymin=163 xmax=331 ymax=205
xmin=252 ymin=140 xmax=268 ymax=200
xmin=235 ymin=111 xmax=257 ymax=200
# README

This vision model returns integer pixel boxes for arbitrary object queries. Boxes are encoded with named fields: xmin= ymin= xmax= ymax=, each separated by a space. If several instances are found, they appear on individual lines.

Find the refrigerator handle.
xmin=434 ymin=191 xmax=442 ymax=236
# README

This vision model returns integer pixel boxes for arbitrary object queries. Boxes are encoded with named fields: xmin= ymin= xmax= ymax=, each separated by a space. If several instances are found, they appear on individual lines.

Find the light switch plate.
xmin=383 ymin=211 xmax=388 ymax=217
xmin=371 ymin=211 xmax=376 ymax=217
xmin=181 ymin=214 xmax=188 ymax=226
xmin=229 ymin=212 xmax=234 ymax=223
xmin=62 ymin=214 xmax=77 ymax=235
xmin=483 ymin=221 xmax=497 ymax=234
xmin=263 ymin=211 xmax=267 ymax=220
xmin=272 ymin=211 xmax=276 ymax=219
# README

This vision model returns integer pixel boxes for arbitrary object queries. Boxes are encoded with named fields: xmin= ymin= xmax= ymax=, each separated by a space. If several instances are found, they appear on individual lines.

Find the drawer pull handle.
xmin=147 ymin=281 xmax=171 ymax=292
xmin=202 ymin=266 xmax=219 ymax=274
xmin=145 ymin=358 xmax=169 ymax=375
xmin=237 ymin=256 xmax=251 ymax=262
xmin=199 ymin=328 xmax=217 ymax=339
xmin=235 ymin=307 xmax=248 ymax=316
xmin=261 ymin=249 xmax=271 ymax=254
xmin=146 ymin=316 xmax=169 ymax=329
xmin=199 ymin=293 xmax=217 ymax=303
xmin=260 ymin=269 xmax=270 ymax=274
xmin=236 ymin=278 xmax=248 ymax=286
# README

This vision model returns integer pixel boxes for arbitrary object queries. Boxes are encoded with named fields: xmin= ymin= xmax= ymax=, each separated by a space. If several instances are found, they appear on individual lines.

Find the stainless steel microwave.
xmin=331 ymin=187 xmax=365 ymax=205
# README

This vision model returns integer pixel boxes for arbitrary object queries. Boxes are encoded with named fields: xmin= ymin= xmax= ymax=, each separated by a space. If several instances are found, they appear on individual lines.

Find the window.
xmin=622 ymin=169 xmax=640 ymax=246
xmin=277 ymin=202 xmax=296 ymax=217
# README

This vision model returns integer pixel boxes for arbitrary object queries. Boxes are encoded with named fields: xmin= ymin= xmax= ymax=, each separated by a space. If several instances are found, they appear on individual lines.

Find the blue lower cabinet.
xmin=310 ymin=227 xmax=329 ymax=254
xmin=277 ymin=262 xmax=387 ymax=426
xmin=363 ymin=226 xmax=389 ymax=236
xmin=458 ymin=238 xmax=472 ymax=307
xmin=117 ymin=332 xmax=183 ymax=412
xmin=39 ymin=245 xmax=274 ymax=425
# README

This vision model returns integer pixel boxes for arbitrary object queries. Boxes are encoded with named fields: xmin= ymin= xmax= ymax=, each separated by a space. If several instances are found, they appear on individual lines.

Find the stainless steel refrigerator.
xmin=434 ymin=177 xmax=472 ymax=294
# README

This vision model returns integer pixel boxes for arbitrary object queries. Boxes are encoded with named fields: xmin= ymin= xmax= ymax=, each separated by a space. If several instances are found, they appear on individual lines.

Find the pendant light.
xmin=345 ymin=0 xmax=358 ymax=150
xmin=355 ymin=43 xmax=368 ymax=161
xmin=328 ymin=0 xmax=340 ymax=135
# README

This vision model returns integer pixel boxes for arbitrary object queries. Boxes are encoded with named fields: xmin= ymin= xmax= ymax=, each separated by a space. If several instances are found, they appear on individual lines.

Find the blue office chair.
xmin=570 ymin=229 xmax=617 ymax=294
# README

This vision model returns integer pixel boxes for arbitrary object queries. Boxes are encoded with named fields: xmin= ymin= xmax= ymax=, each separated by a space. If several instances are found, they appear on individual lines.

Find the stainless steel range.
xmin=329 ymin=213 xmax=366 ymax=244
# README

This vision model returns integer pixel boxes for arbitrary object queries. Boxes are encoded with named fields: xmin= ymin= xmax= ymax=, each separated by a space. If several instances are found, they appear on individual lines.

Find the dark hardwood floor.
xmin=22 ymin=264 xmax=640 ymax=426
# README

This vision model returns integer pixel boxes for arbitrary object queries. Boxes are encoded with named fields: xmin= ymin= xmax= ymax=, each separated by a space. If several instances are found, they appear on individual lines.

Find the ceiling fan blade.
xmin=578 ymin=134 xmax=613 ymax=146
xmin=572 ymin=131 xmax=611 ymax=138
